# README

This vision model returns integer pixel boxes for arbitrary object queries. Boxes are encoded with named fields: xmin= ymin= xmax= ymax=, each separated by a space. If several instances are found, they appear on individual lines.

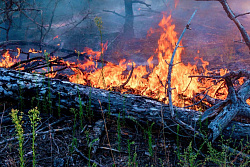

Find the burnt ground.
xmin=0 ymin=98 xmax=250 ymax=167
xmin=0 ymin=38 xmax=250 ymax=167
xmin=1 ymin=19 xmax=250 ymax=167
xmin=0 ymin=103 xmax=179 ymax=167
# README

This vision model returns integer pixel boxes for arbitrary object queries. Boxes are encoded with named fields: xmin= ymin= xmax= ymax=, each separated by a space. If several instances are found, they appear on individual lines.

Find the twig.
xmin=0 ymin=127 xmax=72 ymax=145
xmin=0 ymin=103 xmax=5 ymax=135
xmin=132 ymin=1 xmax=151 ymax=8
xmin=103 ymin=10 xmax=125 ymax=18
xmin=74 ymin=146 xmax=104 ymax=167
xmin=36 ymin=116 xmax=68 ymax=132
xmin=189 ymin=70 xmax=250 ymax=81
xmin=157 ymin=75 xmax=164 ymax=87
xmin=184 ymin=90 xmax=209 ymax=108
xmin=49 ymin=124 xmax=53 ymax=165
xmin=9 ymin=56 xmax=44 ymax=69
xmin=99 ymin=146 xmax=128 ymax=154
xmin=98 ymin=100 xmax=116 ymax=167
xmin=119 ymin=62 xmax=134 ymax=89
xmin=20 ymin=10 xmax=45 ymax=28
xmin=40 ymin=0 xmax=59 ymax=43
xmin=228 ymin=144 xmax=250 ymax=162
xmin=182 ymin=77 xmax=192 ymax=94
xmin=58 ymin=11 xmax=90 ymax=38
xmin=235 ymin=12 xmax=250 ymax=18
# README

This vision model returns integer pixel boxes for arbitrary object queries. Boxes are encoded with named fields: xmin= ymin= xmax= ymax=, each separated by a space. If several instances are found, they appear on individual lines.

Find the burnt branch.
xmin=55 ymin=11 xmax=90 ymax=38
xmin=132 ymin=1 xmax=151 ymax=8
xmin=189 ymin=69 xmax=250 ymax=81
xmin=235 ymin=11 xmax=250 ymax=18
xmin=119 ymin=63 xmax=134 ymax=89
xmin=196 ymin=0 xmax=250 ymax=50
xmin=167 ymin=10 xmax=197 ymax=118
xmin=103 ymin=10 xmax=125 ymax=18
xmin=40 ymin=0 xmax=59 ymax=43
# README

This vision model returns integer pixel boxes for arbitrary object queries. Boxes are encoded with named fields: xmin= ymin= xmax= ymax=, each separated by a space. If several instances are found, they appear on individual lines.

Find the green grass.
xmin=70 ymin=108 xmax=78 ymax=153
xmin=28 ymin=107 xmax=41 ymax=167
xmin=10 ymin=109 xmax=25 ymax=167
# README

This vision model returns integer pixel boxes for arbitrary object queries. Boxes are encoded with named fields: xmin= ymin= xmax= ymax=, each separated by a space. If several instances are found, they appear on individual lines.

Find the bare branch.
xmin=132 ymin=1 xmax=151 ymax=8
xmin=40 ymin=0 xmax=59 ymax=43
xmin=235 ymin=11 xmax=250 ymax=18
xmin=103 ymin=10 xmax=125 ymax=18
xmin=167 ymin=10 xmax=197 ymax=118
xmin=196 ymin=0 xmax=250 ymax=50
xmin=57 ymin=11 xmax=90 ymax=37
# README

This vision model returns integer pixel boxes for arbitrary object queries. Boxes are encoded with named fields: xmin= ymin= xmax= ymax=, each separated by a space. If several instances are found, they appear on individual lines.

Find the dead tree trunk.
xmin=0 ymin=68 xmax=249 ymax=142
xmin=124 ymin=0 xmax=134 ymax=38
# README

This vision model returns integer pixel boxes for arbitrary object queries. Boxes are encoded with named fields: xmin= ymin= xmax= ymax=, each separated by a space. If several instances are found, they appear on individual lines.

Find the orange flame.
xmin=0 ymin=15 xmax=240 ymax=108
xmin=69 ymin=15 xmax=214 ymax=105
xmin=17 ymin=48 xmax=21 ymax=58
xmin=174 ymin=0 xmax=179 ymax=8
xmin=0 ymin=51 xmax=20 ymax=68
xmin=147 ymin=55 xmax=154 ymax=69
xmin=29 ymin=49 xmax=42 ymax=53
xmin=53 ymin=35 xmax=59 ymax=40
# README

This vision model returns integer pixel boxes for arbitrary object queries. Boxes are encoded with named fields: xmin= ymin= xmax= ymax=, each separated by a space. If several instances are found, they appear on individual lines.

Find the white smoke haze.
xmin=0 ymin=0 xmax=249 ymax=69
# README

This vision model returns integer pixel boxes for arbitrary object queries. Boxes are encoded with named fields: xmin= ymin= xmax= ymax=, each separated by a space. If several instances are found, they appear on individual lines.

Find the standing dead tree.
xmin=103 ymin=0 xmax=151 ymax=38
xmin=196 ymin=0 xmax=250 ymax=51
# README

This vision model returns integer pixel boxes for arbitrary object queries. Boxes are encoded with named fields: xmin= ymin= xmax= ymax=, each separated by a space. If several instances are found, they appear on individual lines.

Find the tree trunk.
xmin=124 ymin=0 xmax=134 ymax=38
xmin=0 ymin=68 xmax=249 ymax=142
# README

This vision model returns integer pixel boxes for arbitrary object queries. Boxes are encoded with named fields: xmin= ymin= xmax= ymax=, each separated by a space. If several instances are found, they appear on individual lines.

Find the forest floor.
xmin=0 ymin=30 xmax=250 ymax=167
xmin=0 ymin=100 xmax=250 ymax=167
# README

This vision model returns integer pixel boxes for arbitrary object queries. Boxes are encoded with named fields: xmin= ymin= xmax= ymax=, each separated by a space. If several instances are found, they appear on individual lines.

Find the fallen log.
xmin=0 ymin=68 xmax=249 ymax=142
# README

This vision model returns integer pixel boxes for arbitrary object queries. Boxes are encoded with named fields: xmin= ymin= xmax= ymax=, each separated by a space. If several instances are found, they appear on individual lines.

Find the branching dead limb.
xmin=196 ymin=0 xmax=250 ymax=50
xmin=166 ymin=10 xmax=197 ymax=118
xmin=191 ymin=70 xmax=250 ymax=141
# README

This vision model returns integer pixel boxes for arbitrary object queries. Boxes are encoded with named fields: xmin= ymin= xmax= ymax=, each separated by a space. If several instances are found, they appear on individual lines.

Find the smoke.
xmin=1 ymin=0 xmax=249 ymax=66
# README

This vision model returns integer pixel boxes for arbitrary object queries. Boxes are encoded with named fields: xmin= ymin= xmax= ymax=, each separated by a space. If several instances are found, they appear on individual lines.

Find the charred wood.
xmin=0 ymin=68 xmax=249 ymax=142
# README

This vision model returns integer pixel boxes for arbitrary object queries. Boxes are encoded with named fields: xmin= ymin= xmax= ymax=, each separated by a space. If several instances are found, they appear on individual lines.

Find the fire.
xmin=147 ymin=55 xmax=154 ymax=69
xmin=29 ymin=49 xmax=42 ymax=53
xmin=53 ymin=35 xmax=59 ymax=40
xmin=0 ymin=50 xmax=20 ymax=68
xmin=17 ymin=48 xmax=21 ymax=58
xmin=1 ymin=15 xmax=247 ymax=107
xmin=69 ymin=15 xmax=214 ymax=106
xmin=174 ymin=0 xmax=179 ymax=8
